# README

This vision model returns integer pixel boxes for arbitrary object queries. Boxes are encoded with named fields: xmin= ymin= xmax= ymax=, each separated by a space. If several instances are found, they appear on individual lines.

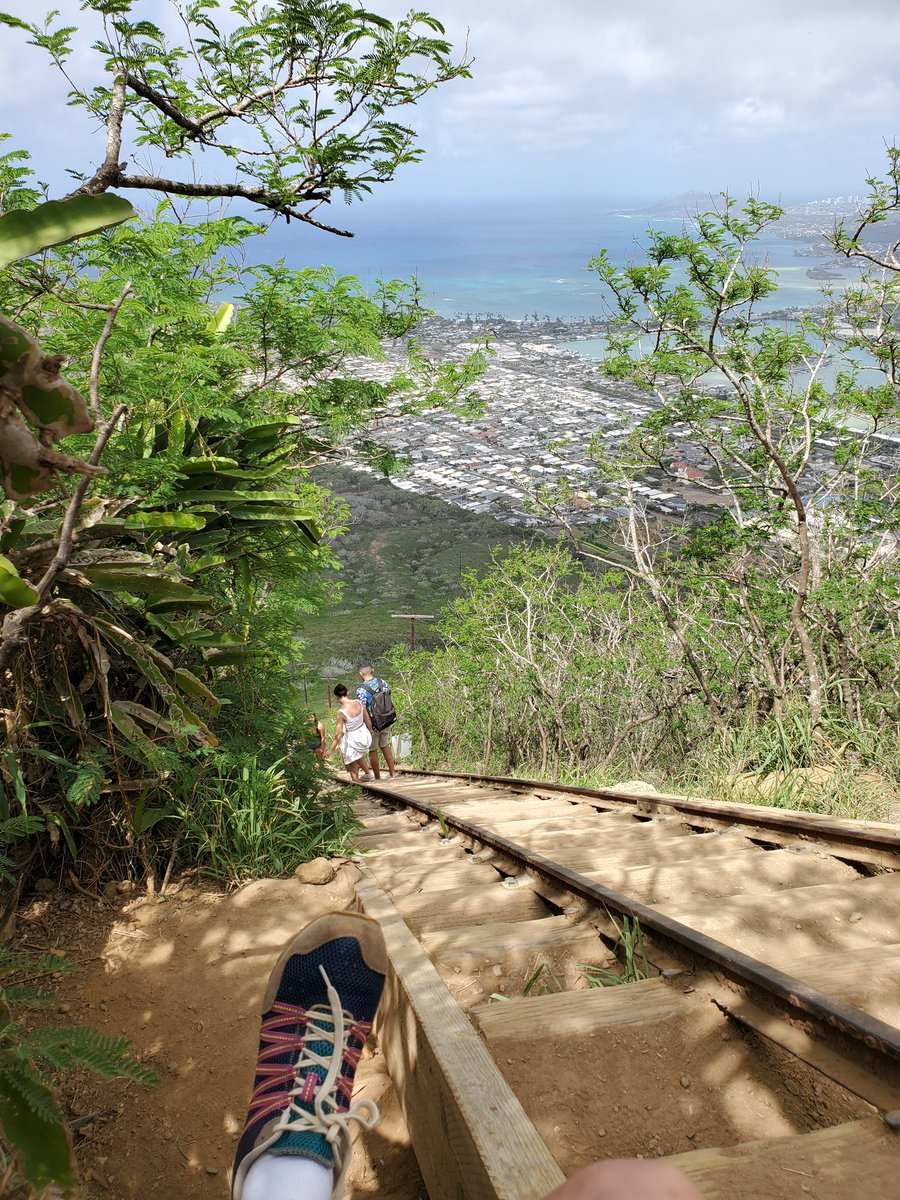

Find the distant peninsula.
xmin=608 ymin=191 xmax=720 ymax=218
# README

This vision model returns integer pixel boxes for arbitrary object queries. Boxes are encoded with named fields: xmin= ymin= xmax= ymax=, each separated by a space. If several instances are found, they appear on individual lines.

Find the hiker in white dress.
xmin=325 ymin=685 xmax=374 ymax=782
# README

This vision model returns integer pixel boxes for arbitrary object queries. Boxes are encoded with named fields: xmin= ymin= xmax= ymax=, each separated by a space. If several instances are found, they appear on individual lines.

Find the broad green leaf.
xmin=192 ymin=553 xmax=228 ymax=572
xmin=69 ymin=550 xmax=152 ymax=568
xmin=109 ymin=701 xmax=164 ymax=761
xmin=47 ymin=812 xmax=77 ymax=859
xmin=133 ymin=804 xmax=178 ymax=834
xmin=206 ymin=302 xmax=234 ymax=335
xmin=92 ymin=619 xmax=177 ymax=702
xmin=240 ymin=422 xmax=293 ymax=440
xmin=144 ymin=612 xmax=189 ymax=641
xmin=0 ymin=513 xmax=26 ymax=553
xmin=179 ymin=630 xmax=247 ymax=648
xmin=188 ymin=530 xmax=229 ymax=548
xmin=112 ymin=700 xmax=175 ymax=736
xmin=146 ymin=595 xmax=214 ymax=612
xmin=174 ymin=667 xmax=221 ymax=713
xmin=0 ymin=193 xmax=134 ymax=266
xmin=0 ymin=554 xmax=38 ymax=608
xmin=168 ymin=697 xmax=219 ymax=747
xmin=0 ymin=315 xmax=32 ymax=366
xmin=203 ymin=648 xmax=271 ymax=666
xmin=180 ymin=464 xmax=286 ymax=482
xmin=229 ymin=507 xmax=319 ymax=525
xmin=174 ymin=490 xmax=306 ymax=503
xmin=0 ymin=317 xmax=94 ymax=440
xmin=0 ymin=1072 xmax=75 ymax=1189
xmin=179 ymin=457 xmax=239 ymax=474
xmin=122 ymin=512 xmax=207 ymax=531
xmin=82 ymin=569 xmax=196 ymax=600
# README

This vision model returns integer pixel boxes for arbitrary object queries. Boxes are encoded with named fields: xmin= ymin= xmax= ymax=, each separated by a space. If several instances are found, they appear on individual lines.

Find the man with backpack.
xmin=356 ymin=663 xmax=398 ymax=780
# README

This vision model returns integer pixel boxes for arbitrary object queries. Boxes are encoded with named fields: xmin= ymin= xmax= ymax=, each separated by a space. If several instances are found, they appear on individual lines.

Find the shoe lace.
xmin=272 ymin=966 xmax=379 ymax=1199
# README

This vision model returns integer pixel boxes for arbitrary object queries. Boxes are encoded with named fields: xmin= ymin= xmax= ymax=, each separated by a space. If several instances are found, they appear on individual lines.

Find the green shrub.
xmin=182 ymin=753 xmax=358 ymax=887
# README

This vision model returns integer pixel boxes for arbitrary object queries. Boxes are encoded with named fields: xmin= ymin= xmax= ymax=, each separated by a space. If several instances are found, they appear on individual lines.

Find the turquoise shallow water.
xmin=262 ymin=197 xmax=848 ymax=320
xmin=557 ymin=336 xmax=880 ymax=393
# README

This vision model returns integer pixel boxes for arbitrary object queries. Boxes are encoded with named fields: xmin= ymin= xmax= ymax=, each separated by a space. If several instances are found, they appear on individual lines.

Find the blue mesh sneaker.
xmin=231 ymin=912 xmax=388 ymax=1200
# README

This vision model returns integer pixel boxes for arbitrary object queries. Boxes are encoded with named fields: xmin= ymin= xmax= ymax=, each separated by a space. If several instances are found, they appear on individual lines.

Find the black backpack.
xmin=363 ymin=679 xmax=397 ymax=731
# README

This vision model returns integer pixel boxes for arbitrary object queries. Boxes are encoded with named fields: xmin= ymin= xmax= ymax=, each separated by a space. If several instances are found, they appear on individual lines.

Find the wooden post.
xmin=391 ymin=612 xmax=435 ymax=653
xmin=483 ymin=695 xmax=494 ymax=773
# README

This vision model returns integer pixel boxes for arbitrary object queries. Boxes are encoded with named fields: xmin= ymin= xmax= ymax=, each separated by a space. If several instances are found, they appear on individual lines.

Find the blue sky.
xmin=1 ymin=0 xmax=898 ymax=211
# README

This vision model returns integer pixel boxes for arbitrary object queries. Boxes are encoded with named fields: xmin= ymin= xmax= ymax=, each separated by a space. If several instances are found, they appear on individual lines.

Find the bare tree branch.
xmin=89 ymin=282 xmax=133 ymax=423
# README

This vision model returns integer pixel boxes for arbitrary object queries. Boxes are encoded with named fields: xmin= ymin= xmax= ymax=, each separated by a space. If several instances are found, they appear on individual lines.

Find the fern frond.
xmin=0 ymin=985 xmax=54 ymax=1009
xmin=64 ymin=757 xmax=107 ymax=809
xmin=25 ymin=1026 xmax=159 ymax=1087
xmin=0 ymin=950 xmax=42 ymax=975
xmin=0 ymin=949 xmax=74 ymax=979
xmin=0 ymin=1063 xmax=63 ymax=1124
xmin=0 ymin=815 xmax=45 ymax=846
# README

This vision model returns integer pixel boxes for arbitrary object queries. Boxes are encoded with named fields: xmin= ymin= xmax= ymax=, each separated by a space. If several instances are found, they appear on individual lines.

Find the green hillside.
xmin=296 ymin=467 xmax=537 ymax=697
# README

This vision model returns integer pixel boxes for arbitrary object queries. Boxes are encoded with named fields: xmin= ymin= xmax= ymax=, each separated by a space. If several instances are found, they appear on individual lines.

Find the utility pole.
xmin=391 ymin=612 xmax=435 ymax=652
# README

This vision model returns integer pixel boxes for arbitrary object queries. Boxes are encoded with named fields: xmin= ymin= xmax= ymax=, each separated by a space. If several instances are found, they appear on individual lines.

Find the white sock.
xmin=242 ymin=1153 xmax=334 ymax=1200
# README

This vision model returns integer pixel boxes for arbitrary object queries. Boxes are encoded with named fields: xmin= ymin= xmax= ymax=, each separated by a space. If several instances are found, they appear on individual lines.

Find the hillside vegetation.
xmin=299 ymin=467 xmax=534 ymax=685
xmin=394 ymin=161 xmax=900 ymax=822
xmin=0 ymin=4 xmax=475 ymax=1189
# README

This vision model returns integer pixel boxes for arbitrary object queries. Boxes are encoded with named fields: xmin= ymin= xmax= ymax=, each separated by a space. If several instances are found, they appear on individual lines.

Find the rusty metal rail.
xmin=395 ymin=765 xmax=900 ymax=855
xmin=373 ymin=775 xmax=900 ymax=1075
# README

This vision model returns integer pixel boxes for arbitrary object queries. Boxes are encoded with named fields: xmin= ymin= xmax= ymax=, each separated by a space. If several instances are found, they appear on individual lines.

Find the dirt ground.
xmin=16 ymin=865 xmax=425 ymax=1200
xmin=491 ymin=999 xmax=871 ymax=1174
xmin=16 ymin=838 xmax=898 ymax=1200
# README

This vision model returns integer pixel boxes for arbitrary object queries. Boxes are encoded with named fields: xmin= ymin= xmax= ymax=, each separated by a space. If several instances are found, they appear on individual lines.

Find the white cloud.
xmin=722 ymin=98 xmax=788 ymax=135
xmin=1 ymin=0 xmax=899 ymax=199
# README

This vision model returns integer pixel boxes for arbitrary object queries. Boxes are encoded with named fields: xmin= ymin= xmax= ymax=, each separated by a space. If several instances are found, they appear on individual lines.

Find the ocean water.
xmin=261 ymin=196 xmax=845 ymax=321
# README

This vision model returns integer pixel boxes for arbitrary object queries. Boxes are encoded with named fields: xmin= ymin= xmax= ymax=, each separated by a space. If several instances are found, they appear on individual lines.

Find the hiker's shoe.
xmin=232 ymin=913 xmax=388 ymax=1200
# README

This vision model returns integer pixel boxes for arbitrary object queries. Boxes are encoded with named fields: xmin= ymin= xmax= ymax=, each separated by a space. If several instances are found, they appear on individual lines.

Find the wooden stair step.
xmin=352 ymin=827 xmax=452 ymax=849
xmin=473 ymin=976 xmax=689 ymax=1040
xmin=574 ymin=847 xmax=857 ymax=906
xmin=549 ymin=833 xmax=746 ymax=874
xmin=669 ymin=1118 xmax=900 ymax=1199
xmin=556 ymin=829 xmax=754 ymax=871
xmin=355 ymin=840 xmax=472 ymax=868
xmin=478 ymin=985 xmax=873 ymax=1174
xmin=486 ymin=811 xmax=640 ymax=835
xmin=366 ymin=857 xmax=501 ymax=898
xmin=354 ymin=816 xmax=427 ymax=835
xmin=788 ymin=942 xmax=900 ymax=1026
xmin=422 ymin=915 xmax=605 ymax=970
xmin=355 ymin=872 xmax=565 ymax=1200
xmin=662 ymin=872 xmax=900 ymax=962
xmin=440 ymin=805 xmax=581 ymax=825
xmin=396 ymin=881 xmax=549 ymax=935
xmin=501 ymin=824 xmax=693 ymax=858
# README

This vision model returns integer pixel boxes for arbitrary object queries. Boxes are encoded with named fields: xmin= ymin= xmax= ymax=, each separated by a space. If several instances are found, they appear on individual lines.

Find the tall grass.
xmin=183 ymin=754 xmax=358 ymax=887
xmin=580 ymin=912 xmax=652 ymax=988
xmin=682 ymin=704 xmax=900 ymax=822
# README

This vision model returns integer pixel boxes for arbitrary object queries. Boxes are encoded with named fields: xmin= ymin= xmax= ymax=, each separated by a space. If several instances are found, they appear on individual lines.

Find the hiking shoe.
xmin=232 ymin=912 xmax=388 ymax=1200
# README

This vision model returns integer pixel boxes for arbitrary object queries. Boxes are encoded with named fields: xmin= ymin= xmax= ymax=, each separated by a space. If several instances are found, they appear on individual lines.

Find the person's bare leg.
xmin=347 ymin=758 xmax=363 ymax=782
xmin=381 ymin=741 xmax=396 ymax=777
xmin=368 ymin=748 xmax=381 ymax=779
xmin=543 ymin=1161 xmax=704 ymax=1200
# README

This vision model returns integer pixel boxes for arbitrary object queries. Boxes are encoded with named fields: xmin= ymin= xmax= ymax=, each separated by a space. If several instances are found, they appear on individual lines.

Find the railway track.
xmin=348 ymin=769 xmax=900 ymax=1200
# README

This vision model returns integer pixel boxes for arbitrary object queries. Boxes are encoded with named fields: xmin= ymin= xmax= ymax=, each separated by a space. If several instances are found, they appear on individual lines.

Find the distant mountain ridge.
xmin=609 ymin=191 xmax=720 ymax=219
xmin=613 ymin=191 xmax=898 ymax=223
